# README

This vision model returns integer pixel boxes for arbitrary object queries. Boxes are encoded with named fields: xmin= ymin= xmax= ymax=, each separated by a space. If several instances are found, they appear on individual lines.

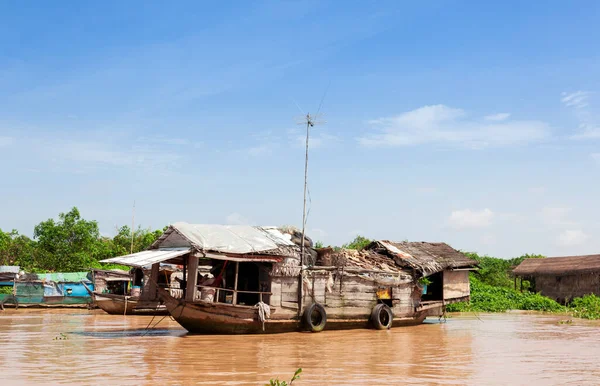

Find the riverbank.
xmin=445 ymin=256 xmax=600 ymax=320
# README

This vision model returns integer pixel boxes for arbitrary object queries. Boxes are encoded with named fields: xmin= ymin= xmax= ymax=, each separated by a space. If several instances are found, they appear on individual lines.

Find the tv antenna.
xmin=295 ymin=86 xmax=328 ymax=314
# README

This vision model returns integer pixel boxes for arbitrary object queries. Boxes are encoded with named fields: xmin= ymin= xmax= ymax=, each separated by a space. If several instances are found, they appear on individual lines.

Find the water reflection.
xmin=1 ymin=309 xmax=600 ymax=385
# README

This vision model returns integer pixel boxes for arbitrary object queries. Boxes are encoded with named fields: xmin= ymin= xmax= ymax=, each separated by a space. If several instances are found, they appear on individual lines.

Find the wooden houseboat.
xmin=85 ymin=265 xmax=182 ymax=316
xmin=101 ymin=223 xmax=477 ymax=334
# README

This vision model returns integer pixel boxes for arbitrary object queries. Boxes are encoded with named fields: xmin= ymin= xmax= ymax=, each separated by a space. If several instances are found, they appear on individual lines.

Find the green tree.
xmin=111 ymin=225 xmax=163 ymax=254
xmin=33 ymin=207 xmax=105 ymax=272
xmin=342 ymin=235 xmax=372 ymax=250
xmin=0 ymin=229 xmax=38 ymax=270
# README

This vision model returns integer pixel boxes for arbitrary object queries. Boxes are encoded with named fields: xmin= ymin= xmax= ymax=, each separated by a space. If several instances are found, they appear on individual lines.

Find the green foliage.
xmin=0 ymin=229 xmax=37 ymax=268
xmin=314 ymin=241 xmax=324 ymax=249
xmin=1 ymin=207 xmax=165 ymax=273
xmin=0 ymin=286 xmax=13 ymax=295
xmin=446 ymin=276 xmax=565 ymax=313
xmin=267 ymin=368 xmax=302 ymax=386
xmin=342 ymin=235 xmax=371 ymax=250
xmin=418 ymin=276 xmax=432 ymax=286
xmin=33 ymin=207 xmax=106 ymax=272
xmin=569 ymin=295 xmax=600 ymax=320
xmin=461 ymin=252 xmax=545 ymax=289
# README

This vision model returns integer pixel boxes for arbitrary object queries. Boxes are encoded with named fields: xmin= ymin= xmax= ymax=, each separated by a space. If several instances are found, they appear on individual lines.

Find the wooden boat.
xmin=84 ymin=269 xmax=171 ymax=316
xmin=91 ymin=291 xmax=168 ymax=316
xmin=102 ymin=223 xmax=477 ymax=334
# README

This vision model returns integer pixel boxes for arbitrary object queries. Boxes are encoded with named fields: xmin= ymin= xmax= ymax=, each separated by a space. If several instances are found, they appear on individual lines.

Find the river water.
xmin=0 ymin=309 xmax=598 ymax=385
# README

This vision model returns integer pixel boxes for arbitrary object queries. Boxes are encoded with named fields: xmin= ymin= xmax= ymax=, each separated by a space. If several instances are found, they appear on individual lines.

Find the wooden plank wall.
xmin=443 ymin=270 xmax=470 ymax=300
xmin=270 ymin=271 xmax=418 ymax=320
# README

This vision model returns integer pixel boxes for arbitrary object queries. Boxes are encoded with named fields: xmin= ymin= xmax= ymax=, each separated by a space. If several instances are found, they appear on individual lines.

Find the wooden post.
xmin=143 ymin=263 xmax=160 ymax=301
xmin=514 ymin=276 xmax=517 ymax=291
xmin=182 ymin=259 xmax=187 ymax=299
xmin=232 ymin=262 xmax=239 ymax=305
xmin=185 ymin=254 xmax=199 ymax=302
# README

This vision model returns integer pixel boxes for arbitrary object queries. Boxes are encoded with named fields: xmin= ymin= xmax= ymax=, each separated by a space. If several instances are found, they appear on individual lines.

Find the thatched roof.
xmin=365 ymin=241 xmax=478 ymax=275
xmin=513 ymin=255 xmax=600 ymax=276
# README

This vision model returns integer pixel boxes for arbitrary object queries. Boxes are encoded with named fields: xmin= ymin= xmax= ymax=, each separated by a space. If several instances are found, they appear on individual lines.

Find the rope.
xmin=255 ymin=301 xmax=271 ymax=331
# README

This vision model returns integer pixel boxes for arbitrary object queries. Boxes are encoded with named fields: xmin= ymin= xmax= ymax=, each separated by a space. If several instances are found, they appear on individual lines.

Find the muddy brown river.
xmin=0 ymin=309 xmax=598 ymax=385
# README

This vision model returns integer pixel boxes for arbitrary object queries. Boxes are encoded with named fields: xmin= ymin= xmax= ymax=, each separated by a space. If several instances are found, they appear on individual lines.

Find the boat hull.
xmin=158 ymin=289 xmax=427 ymax=334
xmin=94 ymin=293 xmax=168 ymax=316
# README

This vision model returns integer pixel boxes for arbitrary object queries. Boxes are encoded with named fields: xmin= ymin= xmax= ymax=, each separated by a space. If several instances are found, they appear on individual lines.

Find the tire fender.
xmin=371 ymin=303 xmax=393 ymax=330
xmin=302 ymin=303 xmax=327 ymax=332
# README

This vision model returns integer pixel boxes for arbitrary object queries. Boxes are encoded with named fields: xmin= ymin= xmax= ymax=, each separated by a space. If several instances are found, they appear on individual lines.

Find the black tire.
xmin=371 ymin=303 xmax=393 ymax=330
xmin=302 ymin=303 xmax=327 ymax=332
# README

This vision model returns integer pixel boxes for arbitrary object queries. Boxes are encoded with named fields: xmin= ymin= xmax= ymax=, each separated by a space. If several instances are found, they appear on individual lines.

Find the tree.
xmin=0 ymin=229 xmax=38 ymax=270
xmin=33 ymin=207 xmax=105 ymax=272
xmin=111 ymin=225 xmax=163 ymax=255
xmin=342 ymin=235 xmax=372 ymax=250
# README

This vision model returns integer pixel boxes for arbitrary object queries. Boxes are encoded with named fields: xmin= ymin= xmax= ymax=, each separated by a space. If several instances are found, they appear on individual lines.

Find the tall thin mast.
xmin=298 ymin=114 xmax=313 ymax=314
xmin=130 ymin=200 xmax=135 ymax=254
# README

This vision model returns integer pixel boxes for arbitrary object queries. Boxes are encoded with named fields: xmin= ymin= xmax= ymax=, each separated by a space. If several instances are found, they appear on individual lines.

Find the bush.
xmin=446 ymin=277 xmax=564 ymax=313
xmin=569 ymin=294 xmax=600 ymax=320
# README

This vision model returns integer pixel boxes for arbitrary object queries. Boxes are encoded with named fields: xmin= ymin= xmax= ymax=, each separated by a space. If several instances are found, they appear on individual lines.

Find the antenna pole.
xmin=130 ymin=200 xmax=135 ymax=254
xmin=298 ymin=113 xmax=312 ymax=317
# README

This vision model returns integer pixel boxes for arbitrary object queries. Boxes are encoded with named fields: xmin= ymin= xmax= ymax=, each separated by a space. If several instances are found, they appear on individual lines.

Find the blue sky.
xmin=1 ymin=1 xmax=600 ymax=258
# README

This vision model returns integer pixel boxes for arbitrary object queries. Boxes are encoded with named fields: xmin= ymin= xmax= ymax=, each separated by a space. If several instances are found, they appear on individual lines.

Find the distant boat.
xmin=84 ymin=268 xmax=181 ymax=316
xmin=0 ymin=267 xmax=94 ymax=309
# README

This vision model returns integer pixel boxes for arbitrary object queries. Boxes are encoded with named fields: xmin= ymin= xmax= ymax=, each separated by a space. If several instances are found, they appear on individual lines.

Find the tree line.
xmin=0 ymin=207 xmax=165 ymax=273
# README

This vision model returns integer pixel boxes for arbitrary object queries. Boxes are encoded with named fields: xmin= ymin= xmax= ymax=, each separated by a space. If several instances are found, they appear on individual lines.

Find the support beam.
xmin=233 ymin=262 xmax=239 ymax=305
xmin=142 ymin=263 xmax=160 ymax=301
xmin=185 ymin=254 xmax=199 ymax=302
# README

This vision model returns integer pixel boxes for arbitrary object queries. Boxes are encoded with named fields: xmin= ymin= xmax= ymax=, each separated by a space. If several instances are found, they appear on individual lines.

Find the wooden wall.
xmin=443 ymin=270 xmax=470 ymax=300
xmin=535 ymin=272 xmax=600 ymax=303
xmin=270 ymin=270 xmax=419 ymax=321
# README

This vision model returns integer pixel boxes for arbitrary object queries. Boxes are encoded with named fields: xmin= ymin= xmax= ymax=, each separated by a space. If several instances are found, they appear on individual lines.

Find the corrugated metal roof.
xmin=0 ymin=266 xmax=20 ymax=273
xmin=152 ymin=223 xmax=296 ymax=255
xmin=100 ymin=248 xmax=191 ymax=267
xmin=513 ymin=255 xmax=600 ymax=276
xmin=43 ymin=272 xmax=91 ymax=283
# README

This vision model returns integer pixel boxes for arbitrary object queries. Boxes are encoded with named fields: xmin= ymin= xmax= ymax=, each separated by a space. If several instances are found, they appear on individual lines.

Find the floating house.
xmin=0 ymin=267 xmax=93 ymax=309
xmin=513 ymin=255 xmax=600 ymax=304
xmin=101 ymin=222 xmax=477 ymax=334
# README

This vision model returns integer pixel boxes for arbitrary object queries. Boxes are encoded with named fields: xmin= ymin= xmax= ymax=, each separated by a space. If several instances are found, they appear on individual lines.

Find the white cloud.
xmin=541 ymin=207 xmax=575 ymax=227
xmin=358 ymin=104 xmax=549 ymax=148
xmin=226 ymin=212 xmax=252 ymax=225
xmin=561 ymin=91 xmax=592 ymax=109
xmin=448 ymin=208 xmax=494 ymax=230
xmin=557 ymin=229 xmax=589 ymax=247
xmin=562 ymin=91 xmax=600 ymax=139
xmin=484 ymin=113 xmax=511 ymax=121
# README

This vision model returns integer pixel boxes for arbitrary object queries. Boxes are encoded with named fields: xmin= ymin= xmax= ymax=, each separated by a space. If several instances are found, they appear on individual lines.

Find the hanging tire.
xmin=302 ymin=303 xmax=327 ymax=332
xmin=371 ymin=303 xmax=393 ymax=330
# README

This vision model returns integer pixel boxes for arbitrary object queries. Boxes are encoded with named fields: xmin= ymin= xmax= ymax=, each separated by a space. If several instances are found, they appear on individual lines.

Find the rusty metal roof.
xmin=513 ymin=255 xmax=600 ymax=276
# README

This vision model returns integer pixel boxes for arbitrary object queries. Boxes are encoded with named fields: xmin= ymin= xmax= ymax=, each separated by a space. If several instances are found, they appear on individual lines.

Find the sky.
xmin=1 ymin=1 xmax=600 ymax=258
